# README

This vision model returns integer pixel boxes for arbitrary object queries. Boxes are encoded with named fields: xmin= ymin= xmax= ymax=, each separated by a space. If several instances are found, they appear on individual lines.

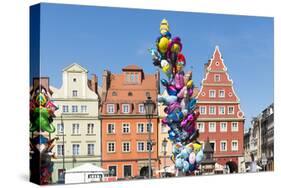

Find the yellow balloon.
xmin=186 ymin=80 xmax=193 ymax=88
xmin=171 ymin=43 xmax=180 ymax=53
xmin=158 ymin=37 xmax=169 ymax=53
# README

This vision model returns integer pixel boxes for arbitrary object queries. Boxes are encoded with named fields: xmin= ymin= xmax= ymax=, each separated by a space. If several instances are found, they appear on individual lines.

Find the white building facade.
xmin=51 ymin=63 xmax=101 ymax=183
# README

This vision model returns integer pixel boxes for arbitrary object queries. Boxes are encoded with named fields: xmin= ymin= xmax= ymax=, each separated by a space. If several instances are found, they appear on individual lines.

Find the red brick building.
xmin=100 ymin=65 xmax=160 ymax=179
xmin=196 ymin=46 xmax=245 ymax=173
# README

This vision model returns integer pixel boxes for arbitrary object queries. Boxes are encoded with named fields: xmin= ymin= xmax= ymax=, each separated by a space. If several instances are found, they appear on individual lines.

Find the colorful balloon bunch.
xmin=149 ymin=19 xmax=203 ymax=174
xmin=30 ymin=85 xmax=58 ymax=184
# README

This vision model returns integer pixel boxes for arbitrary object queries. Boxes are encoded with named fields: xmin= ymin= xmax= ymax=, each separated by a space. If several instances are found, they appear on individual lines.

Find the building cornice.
xmin=197 ymin=117 xmax=245 ymax=121
xmin=101 ymin=115 xmax=158 ymax=119
xmin=197 ymin=101 xmax=239 ymax=104
xmin=214 ymin=153 xmax=244 ymax=158
xmin=51 ymin=98 xmax=98 ymax=102
xmin=201 ymin=83 xmax=233 ymax=87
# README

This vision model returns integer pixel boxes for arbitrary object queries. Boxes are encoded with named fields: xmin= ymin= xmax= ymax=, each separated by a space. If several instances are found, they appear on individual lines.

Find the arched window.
xmin=112 ymin=91 xmax=117 ymax=96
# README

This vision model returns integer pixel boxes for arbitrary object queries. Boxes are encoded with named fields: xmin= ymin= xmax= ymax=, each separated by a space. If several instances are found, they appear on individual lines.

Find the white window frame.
xmin=87 ymin=123 xmax=94 ymax=134
xmin=197 ymin=122 xmax=205 ymax=133
xmin=146 ymin=141 xmax=153 ymax=152
xmin=107 ymin=123 xmax=115 ymax=134
xmin=57 ymin=123 xmax=64 ymax=134
xmin=209 ymin=122 xmax=216 ymax=132
xmin=122 ymin=104 xmax=130 ymax=113
xmin=72 ymin=90 xmax=78 ymax=97
xmin=209 ymin=141 xmax=216 ymax=151
xmin=137 ymin=141 xmax=145 ymax=152
xmin=219 ymin=90 xmax=225 ymax=98
xmin=231 ymin=122 xmax=239 ymax=132
xmin=72 ymin=105 xmax=78 ymax=113
xmin=214 ymin=74 xmax=220 ymax=82
xmin=122 ymin=123 xmax=130 ymax=134
xmin=219 ymin=106 xmax=225 ymax=115
xmin=199 ymin=106 xmax=206 ymax=115
xmin=72 ymin=144 xmax=80 ymax=156
xmin=122 ymin=142 xmax=131 ymax=152
xmin=220 ymin=141 xmax=227 ymax=152
xmin=209 ymin=106 xmax=216 ymax=115
xmin=87 ymin=144 xmax=95 ymax=155
xmin=81 ymin=105 xmax=87 ymax=113
xmin=107 ymin=142 xmax=116 ymax=153
xmin=138 ymin=104 xmax=145 ymax=113
xmin=220 ymin=122 xmax=227 ymax=132
xmin=231 ymin=140 xmax=238 ymax=151
xmin=72 ymin=123 xmax=80 ymax=134
xmin=107 ymin=104 xmax=115 ymax=114
xmin=146 ymin=122 xmax=153 ymax=133
xmin=62 ymin=105 xmax=68 ymax=113
xmin=228 ymin=106 xmax=235 ymax=115
xmin=209 ymin=90 xmax=216 ymax=98
xmin=137 ymin=123 xmax=145 ymax=133
xmin=57 ymin=144 xmax=64 ymax=156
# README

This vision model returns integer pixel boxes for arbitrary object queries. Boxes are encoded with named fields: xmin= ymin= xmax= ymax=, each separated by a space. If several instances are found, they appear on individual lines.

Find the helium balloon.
xmin=182 ymin=161 xmax=190 ymax=173
xmin=188 ymin=152 xmax=196 ymax=164
xmin=157 ymin=36 xmax=170 ymax=54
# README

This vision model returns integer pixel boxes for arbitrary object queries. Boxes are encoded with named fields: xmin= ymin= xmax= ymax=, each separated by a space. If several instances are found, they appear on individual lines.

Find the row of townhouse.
xmin=30 ymin=46 xmax=245 ymax=182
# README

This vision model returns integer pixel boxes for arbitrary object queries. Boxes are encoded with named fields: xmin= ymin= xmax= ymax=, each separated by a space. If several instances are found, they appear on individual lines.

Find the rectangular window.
xmin=139 ymin=104 xmax=145 ymax=113
xmin=219 ymin=90 xmax=225 ymax=98
xmin=220 ymin=122 xmax=227 ymax=132
xmin=209 ymin=122 xmax=216 ymax=132
xmin=209 ymin=90 xmax=216 ymax=98
xmin=228 ymin=106 xmax=234 ymax=114
xmin=137 ymin=142 xmax=145 ymax=152
xmin=209 ymin=106 xmax=216 ymax=115
xmin=146 ymin=141 xmax=153 ymax=151
xmin=122 ymin=104 xmax=130 ymax=113
xmin=72 ymin=105 xmax=78 ymax=113
xmin=57 ymin=144 xmax=64 ymax=156
xmin=107 ymin=123 xmax=115 ymax=134
xmin=209 ymin=141 xmax=216 ymax=151
xmin=146 ymin=123 xmax=153 ymax=133
xmin=122 ymin=142 xmax=130 ymax=152
xmin=57 ymin=123 xmax=64 ymax=134
xmin=124 ymin=165 xmax=132 ymax=177
xmin=197 ymin=122 xmax=205 ymax=133
xmin=137 ymin=123 xmax=145 ymax=133
xmin=219 ymin=106 xmax=225 ymax=115
xmin=232 ymin=141 xmax=238 ymax=151
xmin=81 ymin=105 xmax=87 ymax=113
xmin=72 ymin=123 xmax=79 ymax=134
xmin=72 ymin=90 xmax=78 ymax=97
xmin=108 ymin=166 xmax=117 ymax=176
xmin=88 ymin=144 xmax=95 ymax=155
xmin=199 ymin=106 xmax=206 ymax=115
xmin=214 ymin=74 xmax=220 ymax=82
xmin=62 ymin=105 xmax=68 ymax=113
xmin=122 ymin=123 xmax=130 ymax=133
xmin=87 ymin=123 xmax=94 ymax=134
xmin=107 ymin=104 xmax=115 ymax=113
xmin=72 ymin=144 xmax=80 ymax=156
xmin=107 ymin=142 xmax=115 ymax=153
xmin=220 ymin=141 xmax=227 ymax=152
xmin=231 ymin=122 xmax=239 ymax=132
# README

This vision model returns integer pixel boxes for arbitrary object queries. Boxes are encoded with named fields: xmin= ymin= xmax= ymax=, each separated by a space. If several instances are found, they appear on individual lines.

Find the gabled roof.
xmin=63 ymin=63 xmax=88 ymax=73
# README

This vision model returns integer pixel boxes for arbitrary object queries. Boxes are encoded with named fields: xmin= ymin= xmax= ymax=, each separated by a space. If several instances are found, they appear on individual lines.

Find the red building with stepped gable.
xmin=196 ymin=46 xmax=245 ymax=173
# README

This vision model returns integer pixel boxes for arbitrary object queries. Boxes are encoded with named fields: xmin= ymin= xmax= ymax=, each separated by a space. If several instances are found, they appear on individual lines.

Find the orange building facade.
xmin=196 ymin=47 xmax=245 ymax=173
xmin=100 ymin=65 xmax=160 ymax=179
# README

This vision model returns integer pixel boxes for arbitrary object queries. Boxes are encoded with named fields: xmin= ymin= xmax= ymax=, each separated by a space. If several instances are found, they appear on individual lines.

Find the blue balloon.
xmin=182 ymin=161 xmax=190 ymax=173
xmin=175 ymin=158 xmax=183 ymax=169
xmin=196 ymin=150 xmax=204 ymax=163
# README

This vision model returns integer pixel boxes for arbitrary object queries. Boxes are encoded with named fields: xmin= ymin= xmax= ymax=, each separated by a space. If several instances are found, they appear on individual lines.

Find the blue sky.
xmin=36 ymin=3 xmax=274 ymax=130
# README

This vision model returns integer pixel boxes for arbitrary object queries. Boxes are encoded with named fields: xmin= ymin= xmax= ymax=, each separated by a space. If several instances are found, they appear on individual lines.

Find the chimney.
xmin=90 ymin=74 xmax=98 ymax=94
xmin=102 ymin=70 xmax=110 ymax=101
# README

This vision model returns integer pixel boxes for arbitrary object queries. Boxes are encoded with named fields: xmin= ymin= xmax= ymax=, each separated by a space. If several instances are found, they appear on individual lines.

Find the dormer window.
xmin=122 ymin=104 xmax=130 ymax=113
xmin=107 ymin=104 xmax=115 ymax=113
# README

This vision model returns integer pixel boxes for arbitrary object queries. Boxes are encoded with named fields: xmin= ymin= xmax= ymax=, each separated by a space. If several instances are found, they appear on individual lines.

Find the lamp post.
xmin=162 ymin=138 xmax=168 ymax=178
xmin=144 ymin=96 xmax=155 ymax=179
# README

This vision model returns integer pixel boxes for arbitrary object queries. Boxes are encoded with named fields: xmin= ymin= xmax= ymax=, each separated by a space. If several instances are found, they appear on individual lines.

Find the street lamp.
xmin=144 ymin=96 xmax=155 ymax=179
xmin=162 ymin=138 xmax=168 ymax=178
